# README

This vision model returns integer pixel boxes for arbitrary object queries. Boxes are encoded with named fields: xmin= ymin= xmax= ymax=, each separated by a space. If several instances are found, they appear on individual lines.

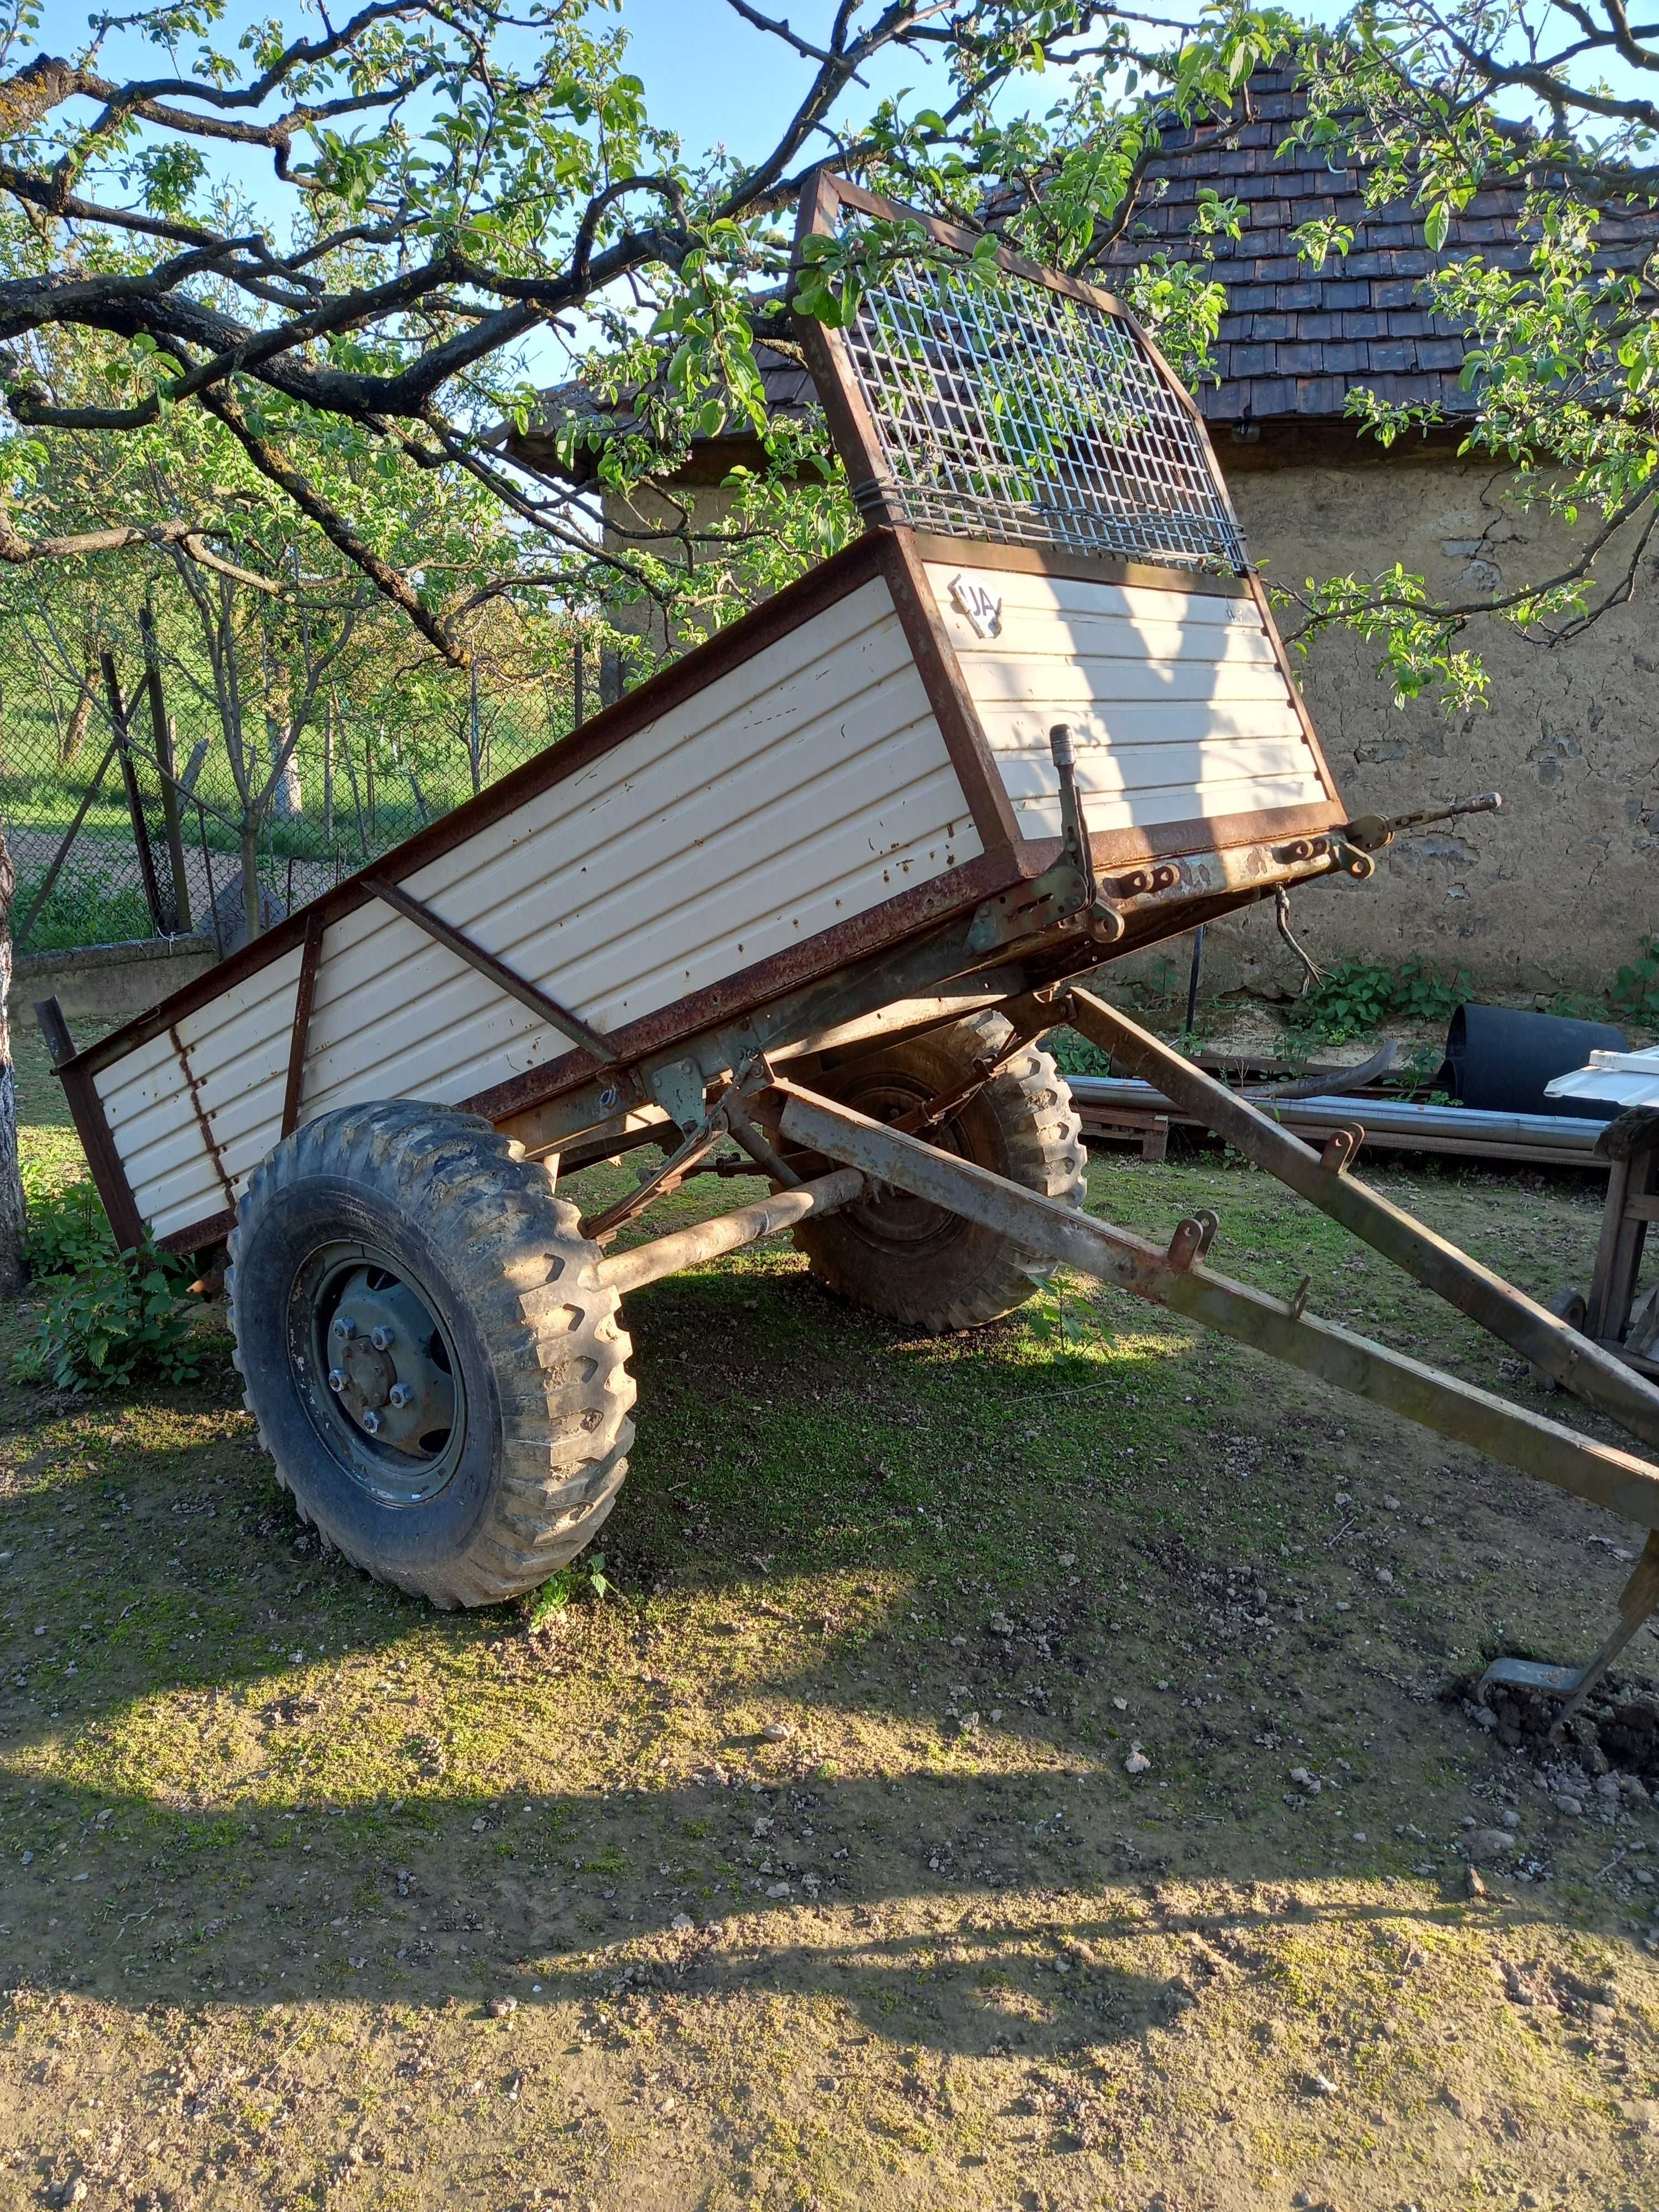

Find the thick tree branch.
xmin=199 ymin=386 xmax=466 ymax=664
xmin=0 ymin=506 xmax=280 ymax=590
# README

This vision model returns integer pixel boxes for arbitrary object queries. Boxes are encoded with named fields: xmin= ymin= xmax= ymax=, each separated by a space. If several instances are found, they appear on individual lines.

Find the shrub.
xmin=1613 ymin=939 xmax=1659 ymax=1025
xmin=22 ymin=1173 xmax=115 ymax=1277
xmin=13 ymin=870 xmax=158 ymax=953
xmin=1047 ymin=1029 xmax=1115 ymax=1078
xmin=14 ymin=1177 xmax=201 ymax=1392
xmin=1389 ymin=956 xmax=1468 ymax=1027
xmin=527 ymin=1553 xmax=613 ymax=1634
xmin=1285 ymin=957 xmax=1469 ymax=1046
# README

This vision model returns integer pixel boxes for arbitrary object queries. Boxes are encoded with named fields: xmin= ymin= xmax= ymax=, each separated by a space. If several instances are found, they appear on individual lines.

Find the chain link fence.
xmin=3 ymin=623 xmax=630 ymax=958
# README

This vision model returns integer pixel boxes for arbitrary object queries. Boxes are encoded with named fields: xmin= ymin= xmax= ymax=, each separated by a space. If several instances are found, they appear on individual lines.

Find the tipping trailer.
xmin=41 ymin=176 xmax=1659 ymax=1706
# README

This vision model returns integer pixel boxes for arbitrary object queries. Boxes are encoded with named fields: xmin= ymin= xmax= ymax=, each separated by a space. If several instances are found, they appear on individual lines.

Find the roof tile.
xmin=1075 ymin=65 xmax=1659 ymax=424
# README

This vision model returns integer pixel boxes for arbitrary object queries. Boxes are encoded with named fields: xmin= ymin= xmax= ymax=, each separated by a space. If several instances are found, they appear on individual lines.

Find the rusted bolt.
xmin=1288 ymin=1275 xmax=1312 ymax=1323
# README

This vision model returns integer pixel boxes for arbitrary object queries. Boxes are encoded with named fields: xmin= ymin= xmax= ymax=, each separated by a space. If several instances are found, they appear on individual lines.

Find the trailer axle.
xmin=596 ymin=1168 xmax=867 ymax=1297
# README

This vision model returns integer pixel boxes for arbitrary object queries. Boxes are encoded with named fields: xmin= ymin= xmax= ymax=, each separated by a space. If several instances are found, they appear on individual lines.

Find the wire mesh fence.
xmin=2 ymin=628 xmax=626 ymax=959
xmin=839 ymin=228 xmax=1246 ymax=571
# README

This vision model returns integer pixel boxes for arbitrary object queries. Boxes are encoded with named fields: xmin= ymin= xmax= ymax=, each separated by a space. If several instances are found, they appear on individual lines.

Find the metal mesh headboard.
xmin=806 ymin=186 xmax=1246 ymax=573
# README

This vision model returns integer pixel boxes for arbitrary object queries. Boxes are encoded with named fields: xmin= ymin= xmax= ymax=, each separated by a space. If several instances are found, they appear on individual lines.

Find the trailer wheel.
xmin=794 ymin=1010 xmax=1086 ymax=1332
xmin=227 ymin=1103 xmax=634 ymax=1609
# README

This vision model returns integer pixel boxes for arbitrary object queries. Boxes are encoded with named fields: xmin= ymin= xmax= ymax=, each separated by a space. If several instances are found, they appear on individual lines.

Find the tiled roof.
xmin=506 ymin=74 xmax=1658 ymax=484
xmin=1088 ymin=65 xmax=1658 ymax=427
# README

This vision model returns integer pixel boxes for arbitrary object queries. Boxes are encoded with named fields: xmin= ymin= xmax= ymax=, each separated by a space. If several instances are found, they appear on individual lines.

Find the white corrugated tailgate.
xmin=927 ymin=561 xmax=1326 ymax=838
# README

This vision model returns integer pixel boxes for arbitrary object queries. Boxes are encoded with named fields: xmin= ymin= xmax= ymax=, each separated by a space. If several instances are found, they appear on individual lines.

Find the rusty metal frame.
xmin=363 ymin=874 xmax=616 ymax=1066
xmin=34 ymin=997 xmax=148 ymax=1255
xmin=169 ymin=1020 xmax=237 ymax=1213
xmin=281 ymin=907 xmax=326 ymax=1140
xmin=791 ymin=172 xmax=1248 ymax=569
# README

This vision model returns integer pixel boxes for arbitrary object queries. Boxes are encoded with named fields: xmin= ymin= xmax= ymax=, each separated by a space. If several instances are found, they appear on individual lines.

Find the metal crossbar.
xmin=841 ymin=242 xmax=1246 ymax=571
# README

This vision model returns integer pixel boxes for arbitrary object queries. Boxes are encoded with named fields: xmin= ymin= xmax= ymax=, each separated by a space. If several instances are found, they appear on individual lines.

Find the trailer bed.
xmin=55 ymin=524 xmax=1344 ymax=1259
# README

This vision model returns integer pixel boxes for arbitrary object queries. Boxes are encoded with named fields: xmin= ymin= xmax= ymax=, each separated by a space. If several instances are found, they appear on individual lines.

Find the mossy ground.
xmin=2 ymin=1014 xmax=1656 ymax=2210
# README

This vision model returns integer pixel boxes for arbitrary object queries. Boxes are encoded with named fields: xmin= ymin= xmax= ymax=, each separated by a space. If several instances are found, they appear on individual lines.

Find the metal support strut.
xmin=770 ymin=1074 xmax=1659 ymax=1703
xmin=1481 ymin=1531 xmax=1659 ymax=1723
xmin=1059 ymin=987 xmax=1659 ymax=1457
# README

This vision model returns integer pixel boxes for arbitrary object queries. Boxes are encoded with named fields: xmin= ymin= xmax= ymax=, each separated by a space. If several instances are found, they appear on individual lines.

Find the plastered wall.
xmin=1202 ymin=448 xmax=1658 ymax=999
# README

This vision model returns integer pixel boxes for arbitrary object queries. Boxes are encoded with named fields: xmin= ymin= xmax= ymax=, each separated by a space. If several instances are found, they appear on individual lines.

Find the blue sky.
xmin=613 ymin=3 xmax=1015 ymax=164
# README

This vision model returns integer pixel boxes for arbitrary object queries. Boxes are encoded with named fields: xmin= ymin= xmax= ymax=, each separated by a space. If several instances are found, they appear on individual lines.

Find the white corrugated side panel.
xmin=87 ymin=576 xmax=980 ymax=1241
xmin=93 ymin=946 xmax=304 ymax=1243
xmin=296 ymin=576 xmax=978 ymax=1122
xmin=927 ymin=561 xmax=1327 ymax=837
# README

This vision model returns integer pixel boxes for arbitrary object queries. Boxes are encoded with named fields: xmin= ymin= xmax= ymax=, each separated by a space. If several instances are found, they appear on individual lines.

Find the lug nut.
xmin=371 ymin=1326 xmax=394 ymax=1351
xmin=331 ymin=1315 xmax=356 ymax=1340
xmin=389 ymin=1383 xmax=414 ymax=1408
xmin=327 ymin=1368 xmax=346 ymax=1393
xmin=361 ymin=1408 xmax=381 ymax=1435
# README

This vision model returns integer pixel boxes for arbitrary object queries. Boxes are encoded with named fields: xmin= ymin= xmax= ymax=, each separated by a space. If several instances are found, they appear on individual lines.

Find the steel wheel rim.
xmin=832 ymin=1073 xmax=977 ymax=1256
xmin=286 ymin=1240 xmax=467 ymax=1507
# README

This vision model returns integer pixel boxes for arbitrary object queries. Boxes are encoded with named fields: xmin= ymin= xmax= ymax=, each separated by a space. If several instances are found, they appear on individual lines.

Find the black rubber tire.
xmin=227 ymin=1102 xmax=634 ymax=1609
xmin=794 ymin=1010 xmax=1086 ymax=1332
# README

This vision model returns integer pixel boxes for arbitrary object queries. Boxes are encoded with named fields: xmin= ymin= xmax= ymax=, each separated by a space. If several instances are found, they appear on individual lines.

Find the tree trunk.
xmin=0 ymin=826 xmax=28 ymax=1295
xmin=61 ymin=664 xmax=96 ymax=766
xmin=241 ymin=823 xmax=263 ymax=945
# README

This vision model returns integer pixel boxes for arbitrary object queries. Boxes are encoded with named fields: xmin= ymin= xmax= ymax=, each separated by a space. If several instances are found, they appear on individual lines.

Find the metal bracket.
xmin=1166 ymin=1211 xmax=1219 ymax=1270
xmin=1480 ymin=1529 xmax=1659 ymax=1722
xmin=1320 ymin=1126 xmax=1363 ymax=1175
xmin=967 ymin=724 xmax=1129 ymax=955
xmin=645 ymin=1056 xmax=710 ymax=1131
xmin=967 ymin=864 xmax=1095 ymax=954
xmin=580 ymin=1099 xmax=731 ymax=1244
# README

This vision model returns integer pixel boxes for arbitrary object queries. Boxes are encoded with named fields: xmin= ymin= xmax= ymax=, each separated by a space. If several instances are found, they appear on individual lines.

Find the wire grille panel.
xmin=840 ymin=240 xmax=1246 ymax=571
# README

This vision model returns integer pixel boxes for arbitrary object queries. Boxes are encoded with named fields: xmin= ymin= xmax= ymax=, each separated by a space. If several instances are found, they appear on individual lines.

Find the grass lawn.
xmin=2 ymin=1013 xmax=1657 ymax=2211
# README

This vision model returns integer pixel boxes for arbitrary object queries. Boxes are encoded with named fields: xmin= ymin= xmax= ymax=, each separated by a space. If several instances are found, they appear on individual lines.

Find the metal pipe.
xmin=772 ymin=1081 xmax=1659 ymax=1532
xmin=1066 ymin=1076 xmax=1604 ymax=1157
xmin=597 ymin=1168 xmax=866 ymax=1296
xmin=1061 ymin=989 xmax=1659 ymax=1452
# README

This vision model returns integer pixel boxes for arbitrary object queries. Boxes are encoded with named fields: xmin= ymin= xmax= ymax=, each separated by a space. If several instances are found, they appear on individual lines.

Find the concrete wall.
xmin=1206 ymin=445 xmax=1658 ymax=999
xmin=11 ymin=934 xmax=218 ymax=1025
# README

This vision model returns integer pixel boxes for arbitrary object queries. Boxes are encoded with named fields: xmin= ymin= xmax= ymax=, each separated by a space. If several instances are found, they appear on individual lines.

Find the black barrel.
xmin=1445 ymin=1003 xmax=1626 ymax=1121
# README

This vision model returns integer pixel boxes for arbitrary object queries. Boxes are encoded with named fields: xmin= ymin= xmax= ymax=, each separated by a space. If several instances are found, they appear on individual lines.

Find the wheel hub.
xmin=312 ymin=1267 xmax=456 ymax=1458
xmin=838 ymin=1076 xmax=969 ymax=1251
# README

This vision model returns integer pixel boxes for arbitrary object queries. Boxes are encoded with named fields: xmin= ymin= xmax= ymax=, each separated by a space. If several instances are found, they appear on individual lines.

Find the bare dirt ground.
xmin=3 ymin=1015 xmax=1658 ymax=2211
